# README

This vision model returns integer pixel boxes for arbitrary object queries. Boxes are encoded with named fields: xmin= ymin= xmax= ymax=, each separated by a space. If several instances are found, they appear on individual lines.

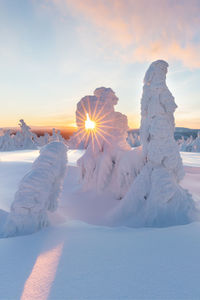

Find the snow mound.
xmin=3 ymin=142 xmax=67 ymax=237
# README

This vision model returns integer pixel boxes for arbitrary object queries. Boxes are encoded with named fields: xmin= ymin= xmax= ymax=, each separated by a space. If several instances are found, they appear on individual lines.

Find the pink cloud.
xmin=49 ymin=0 xmax=200 ymax=68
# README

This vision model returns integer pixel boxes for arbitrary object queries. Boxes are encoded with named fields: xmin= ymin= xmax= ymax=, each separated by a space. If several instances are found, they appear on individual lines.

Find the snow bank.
xmin=3 ymin=142 xmax=67 ymax=236
xmin=110 ymin=60 xmax=199 ymax=227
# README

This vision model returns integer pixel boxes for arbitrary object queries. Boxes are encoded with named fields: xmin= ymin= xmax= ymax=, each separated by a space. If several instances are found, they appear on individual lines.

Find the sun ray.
xmin=91 ymin=131 xmax=95 ymax=152
xmin=76 ymin=111 xmax=87 ymax=123
xmin=75 ymin=131 xmax=88 ymax=148
xmin=93 ymin=101 xmax=108 ymax=122
xmin=80 ymin=101 xmax=88 ymax=116
xmin=84 ymin=130 xmax=91 ymax=148
xmin=87 ymin=97 xmax=92 ymax=118
xmin=98 ymin=127 xmax=113 ymax=137
xmin=74 ymin=103 xmax=117 ymax=151
xmin=92 ymin=99 xmax=100 ymax=120
xmin=96 ymin=124 xmax=116 ymax=129
xmin=96 ymin=130 xmax=111 ymax=145
xmin=95 ymin=110 xmax=113 ymax=123
xmin=73 ymin=128 xmax=85 ymax=138
xmin=93 ymin=130 xmax=102 ymax=151
xmin=96 ymin=118 xmax=114 ymax=125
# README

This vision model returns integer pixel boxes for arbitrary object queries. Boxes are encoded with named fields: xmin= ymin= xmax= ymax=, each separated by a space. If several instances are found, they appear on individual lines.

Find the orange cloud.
xmin=49 ymin=0 xmax=200 ymax=68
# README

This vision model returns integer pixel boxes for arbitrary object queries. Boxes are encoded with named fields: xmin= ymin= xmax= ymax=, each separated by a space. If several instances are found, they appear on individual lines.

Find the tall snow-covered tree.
xmin=110 ymin=60 xmax=198 ymax=227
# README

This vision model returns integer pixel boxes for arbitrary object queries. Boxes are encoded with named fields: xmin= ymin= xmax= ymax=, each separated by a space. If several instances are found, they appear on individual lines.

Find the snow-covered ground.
xmin=0 ymin=150 xmax=200 ymax=300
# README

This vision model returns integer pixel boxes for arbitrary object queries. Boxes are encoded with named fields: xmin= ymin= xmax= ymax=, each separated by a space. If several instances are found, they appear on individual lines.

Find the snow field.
xmin=0 ymin=150 xmax=200 ymax=299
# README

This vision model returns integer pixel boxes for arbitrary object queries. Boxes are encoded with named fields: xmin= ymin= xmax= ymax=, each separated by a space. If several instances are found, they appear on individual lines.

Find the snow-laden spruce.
xmin=4 ymin=142 xmax=67 ymax=236
xmin=179 ymin=132 xmax=200 ymax=152
xmin=0 ymin=119 xmax=37 ymax=151
xmin=75 ymin=87 xmax=142 ymax=199
xmin=193 ymin=131 xmax=200 ymax=152
xmin=110 ymin=60 xmax=198 ymax=227
xmin=0 ymin=120 xmax=66 ymax=150
xmin=127 ymin=132 xmax=141 ymax=147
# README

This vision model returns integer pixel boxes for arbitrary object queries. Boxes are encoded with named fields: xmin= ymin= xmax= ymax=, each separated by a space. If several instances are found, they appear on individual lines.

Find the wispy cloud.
xmin=48 ymin=0 xmax=200 ymax=68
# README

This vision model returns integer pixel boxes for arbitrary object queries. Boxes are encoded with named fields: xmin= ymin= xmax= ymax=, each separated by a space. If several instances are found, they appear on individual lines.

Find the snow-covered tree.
xmin=127 ymin=132 xmax=141 ymax=147
xmin=4 ymin=142 xmax=67 ymax=236
xmin=193 ymin=131 xmax=200 ymax=152
xmin=0 ymin=130 xmax=15 ymax=151
xmin=76 ymin=87 xmax=136 ymax=198
xmin=0 ymin=120 xmax=58 ymax=150
xmin=17 ymin=119 xmax=37 ymax=149
xmin=110 ymin=60 xmax=197 ymax=227
xmin=36 ymin=132 xmax=51 ymax=147
xmin=50 ymin=128 xmax=65 ymax=143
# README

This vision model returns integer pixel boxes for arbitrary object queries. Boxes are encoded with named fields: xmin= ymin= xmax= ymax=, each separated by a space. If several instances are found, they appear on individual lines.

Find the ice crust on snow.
xmin=3 ymin=142 xmax=67 ymax=236
xmin=110 ymin=60 xmax=198 ymax=227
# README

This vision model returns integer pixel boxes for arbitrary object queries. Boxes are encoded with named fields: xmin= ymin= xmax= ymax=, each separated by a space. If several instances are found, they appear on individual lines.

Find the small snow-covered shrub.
xmin=4 ymin=142 xmax=67 ymax=236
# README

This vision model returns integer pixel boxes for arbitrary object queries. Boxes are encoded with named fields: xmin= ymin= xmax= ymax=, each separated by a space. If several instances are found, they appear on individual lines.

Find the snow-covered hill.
xmin=0 ymin=150 xmax=200 ymax=299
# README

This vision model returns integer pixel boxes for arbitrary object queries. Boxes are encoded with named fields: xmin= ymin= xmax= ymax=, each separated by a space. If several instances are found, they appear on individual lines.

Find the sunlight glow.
xmin=85 ymin=113 xmax=96 ymax=130
xmin=73 ymin=100 xmax=115 ymax=151
xmin=21 ymin=243 xmax=63 ymax=300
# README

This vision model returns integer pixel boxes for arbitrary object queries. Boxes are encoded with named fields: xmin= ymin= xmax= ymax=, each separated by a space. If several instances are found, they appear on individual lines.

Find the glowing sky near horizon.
xmin=0 ymin=0 xmax=200 ymax=129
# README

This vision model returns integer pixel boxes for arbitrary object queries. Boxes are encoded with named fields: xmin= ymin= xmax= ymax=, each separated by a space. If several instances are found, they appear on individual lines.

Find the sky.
xmin=0 ymin=0 xmax=200 ymax=129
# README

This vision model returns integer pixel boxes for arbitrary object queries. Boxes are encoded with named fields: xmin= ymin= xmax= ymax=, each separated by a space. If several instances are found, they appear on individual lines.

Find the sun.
xmin=85 ymin=113 xmax=95 ymax=130
xmin=73 ymin=99 xmax=115 ymax=151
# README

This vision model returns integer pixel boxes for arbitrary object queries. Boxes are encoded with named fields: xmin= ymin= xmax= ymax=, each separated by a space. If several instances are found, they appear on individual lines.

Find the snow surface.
xmin=0 ymin=150 xmax=200 ymax=299
xmin=181 ymin=151 xmax=200 ymax=168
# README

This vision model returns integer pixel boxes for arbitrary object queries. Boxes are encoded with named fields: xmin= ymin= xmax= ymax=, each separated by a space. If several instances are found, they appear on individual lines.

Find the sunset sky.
xmin=1 ymin=0 xmax=200 ymax=129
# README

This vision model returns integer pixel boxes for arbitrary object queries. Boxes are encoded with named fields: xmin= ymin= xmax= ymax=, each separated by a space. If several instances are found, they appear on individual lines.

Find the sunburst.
xmin=85 ymin=113 xmax=95 ymax=130
xmin=73 ymin=99 xmax=116 ymax=151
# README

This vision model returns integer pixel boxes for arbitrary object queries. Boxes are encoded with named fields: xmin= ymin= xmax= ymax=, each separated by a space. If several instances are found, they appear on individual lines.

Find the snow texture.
xmin=3 ymin=142 xmax=67 ymax=236
xmin=75 ymin=87 xmax=137 ymax=198
xmin=110 ymin=60 xmax=198 ymax=227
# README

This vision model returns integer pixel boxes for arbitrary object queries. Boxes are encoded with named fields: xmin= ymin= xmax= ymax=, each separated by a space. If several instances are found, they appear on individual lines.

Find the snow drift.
xmin=3 ymin=142 xmax=67 ymax=236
